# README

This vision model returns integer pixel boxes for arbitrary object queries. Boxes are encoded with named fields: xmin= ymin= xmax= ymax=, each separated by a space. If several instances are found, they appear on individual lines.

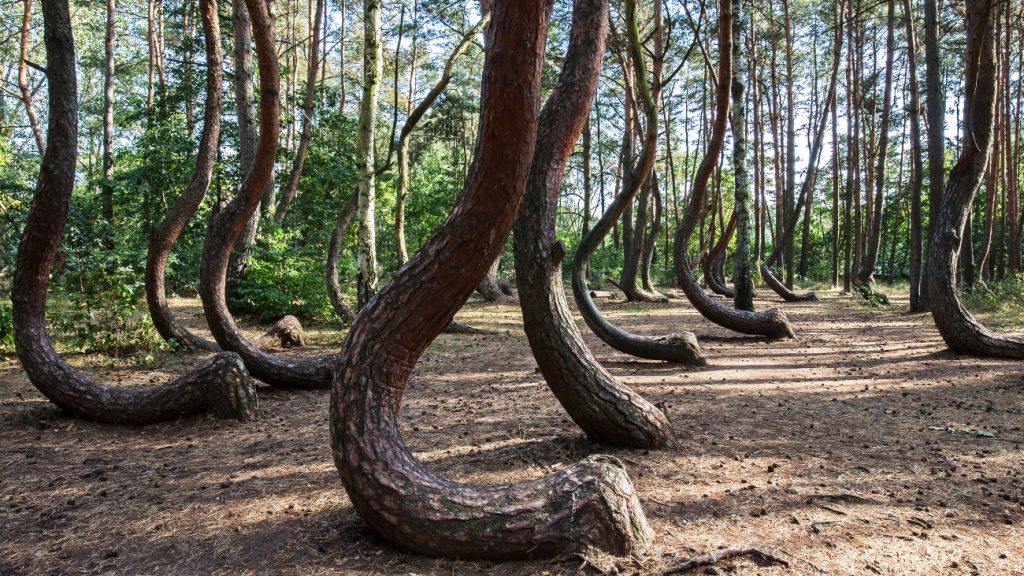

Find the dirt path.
xmin=1 ymin=290 xmax=1021 ymax=575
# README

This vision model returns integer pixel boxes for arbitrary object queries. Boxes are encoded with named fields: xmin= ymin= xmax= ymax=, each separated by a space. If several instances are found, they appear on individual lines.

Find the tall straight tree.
xmin=731 ymin=0 xmax=753 ymax=311
xmin=920 ymin=0 xmax=943 ymax=310
xmin=904 ymin=0 xmax=925 ymax=310
xmin=356 ymin=0 xmax=382 ymax=307
xmin=100 ymin=0 xmax=115 ymax=237
xmin=276 ymin=0 xmax=325 ymax=223
xmin=859 ymin=0 xmax=896 ymax=284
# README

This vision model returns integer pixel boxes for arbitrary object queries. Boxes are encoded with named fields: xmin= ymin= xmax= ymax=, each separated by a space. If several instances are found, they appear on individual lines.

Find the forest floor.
xmin=1 ymin=287 xmax=1022 ymax=576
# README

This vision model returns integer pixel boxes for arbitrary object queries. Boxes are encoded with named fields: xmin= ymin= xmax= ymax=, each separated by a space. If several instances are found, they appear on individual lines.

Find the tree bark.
xmin=514 ymin=0 xmax=676 ymax=449
xmin=904 ymin=0 xmax=925 ymax=309
xmin=275 ymin=0 xmax=324 ymax=224
xmin=100 ymin=0 xmax=115 ymax=238
xmin=145 ymin=0 xmax=223 ymax=352
xmin=355 ymin=0 xmax=382 ymax=308
xmin=570 ymin=0 xmax=705 ymax=362
xmin=673 ymin=0 xmax=794 ymax=339
xmin=731 ymin=0 xmax=753 ymax=311
xmin=326 ymin=189 xmax=359 ymax=320
xmin=12 ymin=0 xmax=257 ymax=426
xmin=859 ymin=0 xmax=896 ymax=284
xmin=199 ymin=0 xmax=336 ymax=389
xmin=922 ymin=0 xmax=943 ymax=307
xmin=225 ymin=0 xmax=264 ymax=304
xmin=330 ymin=0 xmax=653 ymax=558
xmin=18 ymin=0 xmax=45 ymax=155
xmin=928 ymin=0 xmax=1024 ymax=359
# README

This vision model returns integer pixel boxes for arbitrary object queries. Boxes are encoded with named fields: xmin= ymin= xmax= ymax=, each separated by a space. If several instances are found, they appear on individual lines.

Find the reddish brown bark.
xmin=514 ymin=0 xmax=676 ymax=449
xmin=928 ymin=0 xmax=1024 ymax=359
xmin=145 ymin=0 xmax=222 ymax=352
xmin=672 ymin=0 xmax=794 ymax=339
xmin=198 ymin=0 xmax=336 ymax=388
xmin=12 ymin=0 xmax=256 ymax=425
xmin=330 ymin=0 xmax=652 ymax=558
xmin=570 ymin=0 xmax=705 ymax=363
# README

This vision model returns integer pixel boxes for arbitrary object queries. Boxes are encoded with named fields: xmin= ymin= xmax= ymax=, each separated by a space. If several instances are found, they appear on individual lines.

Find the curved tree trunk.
xmin=326 ymin=189 xmax=359 ymax=320
xmin=703 ymin=211 xmax=736 ymax=298
xmin=570 ymin=0 xmax=705 ymax=364
xmin=513 ymin=0 xmax=675 ymax=449
xmin=672 ymin=0 xmax=794 ymax=339
xmin=199 ymin=0 xmax=336 ymax=389
xmin=639 ymin=171 xmax=663 ymax=296
xmin=928 ymin=0 xmax=1024 ymax=359
xmin=12 ymin=0 xmax=257 ymax=425
xmin=145 ymin=0 xmax=223 ymax=352
xmin=330 ymin=0 xmax=653 ymax=559
xmin=477 ymin=256 xmax=519 ymax=305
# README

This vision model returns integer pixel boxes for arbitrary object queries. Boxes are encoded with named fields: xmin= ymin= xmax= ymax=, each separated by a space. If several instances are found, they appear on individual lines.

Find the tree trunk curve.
xmin=12 ymin=0 xmax=257 ymax=425
xmin=330 ymin=0 xmax=653 ymax=558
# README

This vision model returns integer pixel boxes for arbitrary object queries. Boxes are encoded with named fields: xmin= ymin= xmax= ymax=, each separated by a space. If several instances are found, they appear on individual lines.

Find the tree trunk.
xmin=920 ymin=0 xmax=943 ymax=308
xmin=199 ymin=0 xmax=336 ymax=389
xmin=226 ymin=0 xmax=264 ymax=304
xmin=906 ymin=0 xmax=925 ymax=309
xmin=355 ymin=0 xmax=382 ymax=308
xmin=275 ymin=0 xmax=324 ymax=224
xmin=704 ymin=211 xmax=737 ymax=298
xmin=513 ymin=0 xmax=676 ymax=449
xmin=326 ymin=189 xmax=359 ymax=320
xmin=12 ymin=0 xmax=256 ymax=425
xmin=18 ymin=0 xmax=45 ymax=154
xmin=672 ymin=0 xmax=794 ymax=339
xmin=731 ymin=0 xmax=753 ymax=311
xmin=330 ymin=0 xmax=653 ymax=558
xmin=928 ymin=0 xmax=1024 ymax=359
xmin=100 ymin=0 xmax=115 ymax=239
xmin=145 ymin=0 xmax=223 ymax=352
xmin=858 ymin=0 xmax=896 ymax=285
xmin=570 ymin=0 xmax=705 ymax=362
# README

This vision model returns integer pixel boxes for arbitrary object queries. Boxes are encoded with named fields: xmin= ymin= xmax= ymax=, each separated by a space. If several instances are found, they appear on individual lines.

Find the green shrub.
xmin=0 ymin=301 xmax=13 ymax=350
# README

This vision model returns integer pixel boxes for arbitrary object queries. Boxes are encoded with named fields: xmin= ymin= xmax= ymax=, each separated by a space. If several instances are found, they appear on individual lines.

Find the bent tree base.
xmin=760 ymin=264 xmax=818 ymax=302
xmin=13 ymin=0 xmax=257 ymax=426
xmin=331 ymin=0 xmax=652 ymax=559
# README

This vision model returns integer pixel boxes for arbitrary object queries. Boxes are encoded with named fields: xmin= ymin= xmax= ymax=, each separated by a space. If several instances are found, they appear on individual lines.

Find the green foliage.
xmin=961 ymin=274 xmax=1024 ymax=315
xmin=0 ymin=301 xmax=13 ymax=351
xmin=49 ymin=273 xmax=163 ymax=356
xmin=230 ymin=227 xmax=338 ymax=323
xmin=852 ymin=282 xmax=890 ymax=307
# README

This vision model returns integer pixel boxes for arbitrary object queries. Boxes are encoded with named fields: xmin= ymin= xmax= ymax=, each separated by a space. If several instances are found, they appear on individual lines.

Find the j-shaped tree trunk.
xmin=12 ymin=0 xmax=257 ymax=425
xmin=199 ymin=0 xmax=336 ymax=388
xmin=673 ymin=0 xmax=794 ymax=339
xmin=145 ymin=0 xmax=222 ymax=352
xmin=275 ymin=0 xmax=324 ymax=224
xmin=703 ymin=212 xmax=737 ymax=298
xmin=330 ymin=0 xmax=653 ymax=559
xmin=477 ymin=255 xmax=519 ymax=304
xmin=395 ymin=16 xmax=488 ymax=266
xmin=514 ymin=0 xmax=676 ymax=449
xmin=928 ymin=0 xmax=1024 ymax=359
xmin=570 ymin=0 xmax=704 ymax=363
xmin=639 ymin=171 xmax=663 ymax=295
xmin=326 ymin=189 xmax=359 ymax=320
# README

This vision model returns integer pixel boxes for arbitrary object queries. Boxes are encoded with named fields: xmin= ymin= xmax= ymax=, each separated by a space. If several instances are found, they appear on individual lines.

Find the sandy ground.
xmin=0 ymin=289 xmax=1022 ymax=575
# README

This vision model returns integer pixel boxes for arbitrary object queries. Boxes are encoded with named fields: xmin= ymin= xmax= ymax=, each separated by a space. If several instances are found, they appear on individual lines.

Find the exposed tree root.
xmin=661 ymin=547 xmax=790 ymax=575
xmin=254 ymin=315 xmax=306 ymax=349
xmin=443 ymin=321 xmax=502 ymax=335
